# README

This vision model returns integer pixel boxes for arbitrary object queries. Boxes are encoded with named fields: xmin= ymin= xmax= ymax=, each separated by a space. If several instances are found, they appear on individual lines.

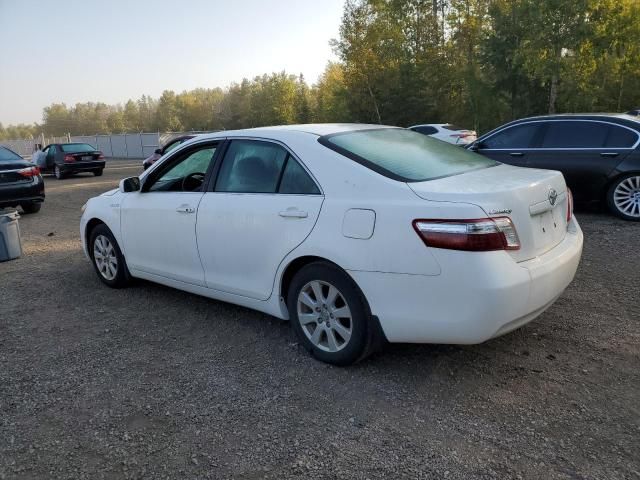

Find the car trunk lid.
xmin=407 ymin=164 xmax=569 ymax=262
xmin=0 ymin=160 xmax=35 ymax=184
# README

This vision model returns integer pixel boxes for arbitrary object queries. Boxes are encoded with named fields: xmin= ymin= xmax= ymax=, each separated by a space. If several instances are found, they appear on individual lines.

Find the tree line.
xmin=2 ymin=0 xmax=639 ymax=141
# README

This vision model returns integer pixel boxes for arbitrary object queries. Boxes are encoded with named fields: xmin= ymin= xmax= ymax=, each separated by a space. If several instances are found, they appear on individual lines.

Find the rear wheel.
xmin=607 ymin=174 xmax=640 ymax=221
xmin=89 ymin=224 xmax=130 ymax=288
xmin=287 ymin=262 xmax=374 ymax=365
xmin=93 ymin=169 xmax=104 ymax=177
xmin=54 ymin=165 xmax=65 ymax=180
xmin=20 ymin=202 xmax=41 ymax=214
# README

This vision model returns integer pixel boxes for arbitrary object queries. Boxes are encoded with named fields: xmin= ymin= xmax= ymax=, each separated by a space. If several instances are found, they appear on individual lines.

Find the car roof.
xmin=511 ymin=113 xmax=640 ymax=124
xmin=196 ymin=123 xmax=395 ymax=140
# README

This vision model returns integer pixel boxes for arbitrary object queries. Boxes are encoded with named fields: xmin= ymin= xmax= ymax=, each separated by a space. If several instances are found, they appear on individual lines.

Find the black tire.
xmin=607 ymin=173 xmax=640 ymax=221
xmin=89 ymin=224 xmax=131 ymax=288
xmin=94 ymin=169 xmax=104 ymax=177
xmin=20 ymin=202 xmax=41 ymax=214
xmin=287 ymin=262 xmax=375 ymax=366
xmin=54 ymin=165 xmax=65 ymax=180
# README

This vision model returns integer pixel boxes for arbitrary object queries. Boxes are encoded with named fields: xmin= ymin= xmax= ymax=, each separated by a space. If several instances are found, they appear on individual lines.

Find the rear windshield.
xmin=319 ymin=128 xmax=497 ymax=182
xmin=0 ymin=146 xmax=22 ymax=162
xmin=61 ymin=143 xmax=96 ymax=153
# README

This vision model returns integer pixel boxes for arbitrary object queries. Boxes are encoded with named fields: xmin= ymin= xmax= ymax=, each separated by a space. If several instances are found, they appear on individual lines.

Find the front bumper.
xmin=0 ymin=177 xmax=45 ymax=207
xmin=348 ymin=217 xmax=583 ymax=344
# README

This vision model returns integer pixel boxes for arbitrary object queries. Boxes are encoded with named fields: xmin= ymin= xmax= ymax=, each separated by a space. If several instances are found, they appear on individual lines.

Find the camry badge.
xmin=548 ymin=188 xmax=558 ymax=206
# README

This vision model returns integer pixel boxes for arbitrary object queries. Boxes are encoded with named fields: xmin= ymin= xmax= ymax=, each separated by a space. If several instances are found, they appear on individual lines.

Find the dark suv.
xmin=469 ymin=114 xmax=640 ymax=221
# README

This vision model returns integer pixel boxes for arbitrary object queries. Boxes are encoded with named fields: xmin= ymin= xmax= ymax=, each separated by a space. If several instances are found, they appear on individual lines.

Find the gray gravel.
xmin=1 ymin=161 xmax=638 ymax=479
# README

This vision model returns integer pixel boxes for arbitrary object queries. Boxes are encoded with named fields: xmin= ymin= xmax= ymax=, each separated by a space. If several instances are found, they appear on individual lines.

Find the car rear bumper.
xmin=59 ymin=160 xmax=105 ymax=173
xmin=0 ymin=177 xmax=45 ymax=207
xmin=348 ymin=217 xmax=583 ymax=344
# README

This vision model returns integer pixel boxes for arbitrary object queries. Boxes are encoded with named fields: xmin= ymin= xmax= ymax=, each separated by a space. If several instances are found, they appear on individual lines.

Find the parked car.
xmin=0 ymin=145 xmax=45 ymax=213
xmin=41 ymin=143 xmax=105 ymax=180
xmin=161 ymin=135 xmax=196 ymax=155
xmin=409 ymin=124 xmax=477 ymax=145
xmin=81 ymin=124 xmax=583 ymax=365
xmin=625 ymin=108 xmax=639 ymax=116
xmin=469 ymin=114 xmax=640 ymax=221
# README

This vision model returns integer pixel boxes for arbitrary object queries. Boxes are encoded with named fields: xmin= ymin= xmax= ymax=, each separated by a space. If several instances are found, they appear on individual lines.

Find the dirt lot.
xmin=0 ymin=160 xmax=638 ymax=479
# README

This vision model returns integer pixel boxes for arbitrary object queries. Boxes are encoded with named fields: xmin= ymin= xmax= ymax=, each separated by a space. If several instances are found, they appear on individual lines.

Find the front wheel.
xmin=607 ymin=174 xmax=640 ymax=221
xmin=89 ymin=224 xmax=130 ymax=288
xmin=287 ymin=262 xmax=374 ymax=365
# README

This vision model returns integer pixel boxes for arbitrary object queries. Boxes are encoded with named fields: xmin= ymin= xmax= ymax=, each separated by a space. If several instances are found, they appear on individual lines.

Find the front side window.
xmin=482 ymin=123 xmax=541 ymax=149
xmin=320 ymin=128 xmax=497 ymax=182
xmin=542 ymin=121 xmax=609 ymax=148
xmin=148 ymin=145 xmax=216 ymax=192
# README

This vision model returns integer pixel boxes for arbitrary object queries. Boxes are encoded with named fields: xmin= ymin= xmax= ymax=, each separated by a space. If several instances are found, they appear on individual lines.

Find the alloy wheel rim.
xmin=613 ymin=176 xmax=640 ymax=218
xmin=297 ymin=280 xmax=352 ymax=353
xmin=93 ymin=235 xmax=118 ymax=281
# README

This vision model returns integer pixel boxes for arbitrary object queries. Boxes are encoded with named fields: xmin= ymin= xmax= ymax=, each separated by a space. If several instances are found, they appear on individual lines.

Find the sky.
xmin=0 ymin=0 xmax=345 ymax=125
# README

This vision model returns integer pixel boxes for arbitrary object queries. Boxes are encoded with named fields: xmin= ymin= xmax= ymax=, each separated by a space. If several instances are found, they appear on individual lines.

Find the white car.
xmin=80 ymin=124 xmax=583 ymax=365
xmin=409 ymin=123 xmax=477 ymax=145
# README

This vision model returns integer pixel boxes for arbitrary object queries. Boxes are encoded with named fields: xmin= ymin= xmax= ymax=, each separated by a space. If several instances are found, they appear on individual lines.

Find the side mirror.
xmin=467 ymin=142 xmax=481 ymax=152
xmin=119 ymin=176 xmax=141 ymax=193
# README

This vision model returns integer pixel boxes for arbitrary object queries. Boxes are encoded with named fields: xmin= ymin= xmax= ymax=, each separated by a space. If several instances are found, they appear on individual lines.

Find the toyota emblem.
xmin=548 ymin=188 xmax=558 ymax=206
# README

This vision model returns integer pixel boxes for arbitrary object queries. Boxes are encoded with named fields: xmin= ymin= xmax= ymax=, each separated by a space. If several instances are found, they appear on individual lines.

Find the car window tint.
xmin=482 ymin=123 xmax=540 ymax=149
xmin=215 ymin=140 xmax=287 ymax=193
xmin=0 ymin=146 xmax=22 ymax=162
xmin=148 ymin=146 xmax=216 ymax=192
xmin=605 ymin=125 xmax=638 ymax=148
xmin=321 ymin=128 xmax=497 ymax=182
xmin=61 ymin=143 xmax=96 ymax=153
xmin=279 ymin=157 xmax=320 ymax=194
xmin=412 ymin=126 xmax=438 ymax=135
xmin=49 ymin=145 xmax=56 ymax=155
xmin=542 ymin=121 xmax=608 ymax=148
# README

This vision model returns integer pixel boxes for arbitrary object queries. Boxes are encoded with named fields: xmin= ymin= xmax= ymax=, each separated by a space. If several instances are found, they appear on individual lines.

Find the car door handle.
xmin=509 ymin=152 xmax=525 ymax=157
xmin=600 ymin=152 xmax=619 ymax=157
xmin=176 ymin=205 xmax=196 ymax=214
xmin=279 ymin=208 xmax=308 ymax=218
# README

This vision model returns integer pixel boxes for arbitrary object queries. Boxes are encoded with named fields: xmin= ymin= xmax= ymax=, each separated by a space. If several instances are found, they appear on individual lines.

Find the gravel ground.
xmin=1 ymin=160 xmax=638 ymax=480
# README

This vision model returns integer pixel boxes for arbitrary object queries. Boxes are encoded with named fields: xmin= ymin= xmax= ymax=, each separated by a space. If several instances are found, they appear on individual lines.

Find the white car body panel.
xmin=81 ymin=124 xmax=583 ymax=345
xmin=410 ymin=123 xmax=477 ymax=145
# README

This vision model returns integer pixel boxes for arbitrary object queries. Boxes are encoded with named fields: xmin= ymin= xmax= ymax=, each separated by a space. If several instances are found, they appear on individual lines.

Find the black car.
xmin=161 ymin=135 xmax=196 ymax=155
xmin=469 ymin=114 xmax=640 ymax=221
xmin=41 ymin=143 xmax=106 ymax=179
xmin=0 ymin=145 xmax=45 ymax=214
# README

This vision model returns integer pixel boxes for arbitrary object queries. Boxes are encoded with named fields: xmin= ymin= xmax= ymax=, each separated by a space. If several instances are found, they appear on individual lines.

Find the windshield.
xmin=61 ymin=143 xmax=96 ymax=153
xmin=319 ymin=128 xmax=497 ymax=182
xmin=0 ymin=146 xmax=23 ymax=162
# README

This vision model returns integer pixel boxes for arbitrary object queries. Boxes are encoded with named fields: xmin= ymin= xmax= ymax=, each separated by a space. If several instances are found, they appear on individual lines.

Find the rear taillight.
xmin=98 ymin=153 xmax=105 ymax=159
xmin=64 ymin=155 xmax=76 ymax=163
xmin=567 ymin=188 xmax=573 ymax=223
xmin=413 ymin=217 xmax=521 ymax=252
xmin=18 ymin=166 xmax=40 ymax=177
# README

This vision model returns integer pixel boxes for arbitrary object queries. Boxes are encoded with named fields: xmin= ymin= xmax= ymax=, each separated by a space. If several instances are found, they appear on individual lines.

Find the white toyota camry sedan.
xmin=80 ymin=124 xmax=583 ymax=365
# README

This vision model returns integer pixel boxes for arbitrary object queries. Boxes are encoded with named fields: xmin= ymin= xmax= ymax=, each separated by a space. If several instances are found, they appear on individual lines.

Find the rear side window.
xmin=482 ymin=123 xmax=540 ymax=149
xmin=411 ymin=126 xmax=438 ymax=135
xmin=320 ymin=128 xmax=497 ymax=182
xmin=215 ymin=140 xmax=287 ymax=193
xmin=0 ymin=146 xmax=22 ymax=162
xmin=61 ymin=143 xmax=96 ymax=153
xmin=279 ymin=158 xmax=320 ymax=194
xmin=605 ymin=125 xmax=638 ymax=148
xmin=541 ymin=121 xmax=608 ymax=148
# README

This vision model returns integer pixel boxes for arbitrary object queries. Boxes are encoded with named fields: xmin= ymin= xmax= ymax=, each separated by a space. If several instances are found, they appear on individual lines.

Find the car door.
xmin=120 ymin=141 xmax=220 ymax=285
xmin=531 ymin=120 xmax=637 ymax=199
xmin=475 ymin=122 xmax=544 ymax=166
xmin=45 ymin=145 xmax=57 ymax=170
xmin=196 ymin=139 xmax=324 ymax=300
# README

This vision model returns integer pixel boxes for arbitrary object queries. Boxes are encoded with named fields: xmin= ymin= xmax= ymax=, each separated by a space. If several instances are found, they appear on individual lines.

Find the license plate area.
xmin=81 ymin=156 xmax=93 ymax=161
xmin=533 ymin=209 xmax=565 ymax=255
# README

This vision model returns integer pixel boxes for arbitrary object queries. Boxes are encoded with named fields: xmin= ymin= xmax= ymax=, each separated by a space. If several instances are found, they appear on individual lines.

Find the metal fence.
xmin=1 ymin=132 xmax=213 ymax=159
